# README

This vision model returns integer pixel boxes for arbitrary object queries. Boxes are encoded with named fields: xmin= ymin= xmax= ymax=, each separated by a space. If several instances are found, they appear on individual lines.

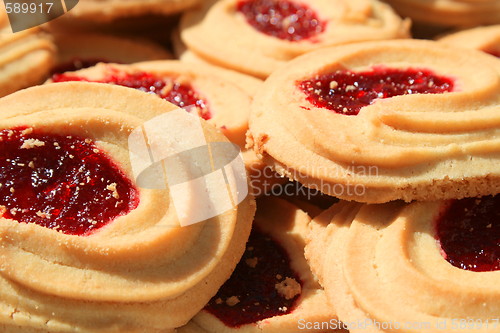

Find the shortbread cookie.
xmin=382 ymin=0 xmax=500 ymax=27
xmin=51 ymin=61 xmax=259 ymax=147
xmin=181 ymin=0 xmax=410 ymax=78
xmin=439 ymin=25 xmax=500 ymax=57
xmin=50 ymin=61 xmax=283 ymax=195
xmin=0 ymin=13 xmax=56 ymax=97
xmin=0 ymin=82 xmax=255 ymax=332
xmin=179 ymin=197 xmax=344 ymax=333
xmin=249 ymin=39 xmax=500 ymax=203
xmin=63 ymin=0 xmax=201 ymax=22
xmin=50 ymin=32 xmax=171 ymax=74
xmin=305 ymin=196 xmax=499 ymax=333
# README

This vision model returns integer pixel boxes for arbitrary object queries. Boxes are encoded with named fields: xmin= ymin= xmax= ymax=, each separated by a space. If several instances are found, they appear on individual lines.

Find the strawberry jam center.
xmin=205 ymin=227 xmax=302 ymax=327
xmin=299 ymin=66 xmax=455 ymax=116
xmin=436 ymin=195 xmax=500 ymax=272
xmin=52 ymin=71 xmax=211 ymax=120
xmin=236 ymin=0 xmax=325 ymax=41
xmin=0 ymin=128 xmax=139 ymax=236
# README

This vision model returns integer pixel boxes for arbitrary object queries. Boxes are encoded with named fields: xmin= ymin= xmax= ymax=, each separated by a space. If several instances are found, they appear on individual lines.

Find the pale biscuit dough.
xmin=179 ymin=197 xmax=344 ymax=333
xmin=249 ymin=39 xmax=500 ymax=203
xmin=0 ymin=13 xmax=56 ymax=97
xmin=50 ymin=32 xmax=172 ymax=71
xmin=305 ymin=200 xmax=500 ymax=333
xmin=64 ymin=0 xmax=201 ymax=22
xmin=438 ymin=25 xmax=500 ymax=56
xmin=49 ymin=61 xmax=284 ymax=196
xmin=382 ymin=0 xmax=500 ymax=27
xmin=0 ymin=82 xmax=256 ymax=332
xmin=181 ymin=0 xmax=410 ymax=78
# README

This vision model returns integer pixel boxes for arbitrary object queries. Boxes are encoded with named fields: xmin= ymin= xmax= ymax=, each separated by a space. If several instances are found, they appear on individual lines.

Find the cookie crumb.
xmin=215 ymin=298 xmax=223 ymax=305
xmin=225 ymin=296 xmax=240 ymax=306
xmin=275 ymin=277 xmax=301 ymax=300
xmin=36 ymin=211 xmax=50 ymax=219
xmin=245 ymin=257 xmax=258 ymax=268
xmin=21 ymin=128 xmax=34 ymax=135
xmin=20 ymin=139 xmax=45 ymax=149
xmin=106 ymin=183 xmax=120 ymax=199
xmin=329 ymin=81 xmax=339 ymax=89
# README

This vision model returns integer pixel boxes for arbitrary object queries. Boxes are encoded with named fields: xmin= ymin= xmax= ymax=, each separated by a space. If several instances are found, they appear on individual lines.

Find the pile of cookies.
xmin=0 ymin=0 xmax=498 ymax=332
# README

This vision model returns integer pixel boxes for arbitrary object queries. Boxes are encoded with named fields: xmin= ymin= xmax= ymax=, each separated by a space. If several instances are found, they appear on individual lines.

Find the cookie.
xmin=50 ymin=61 xmax=284 ymax=196
xmin=438 ymin=25 xmax=500 ymax=57
xmin=180 ymin=0 xmax=410 ymax=78
xmin=0 ymin=82 xmax=255 ymax=332
xmin=0 ymin=13 xmax=56 ymax=97
xmin=248 ymin=39 xmax=500 ymax=203
xmin=179 ymin=197 xmax=344 ymax=332
xmin=305 ymin=196 xmax=499 ymax=333
xmin=382 ymin=0 xmax=500 ymax=27
xmin=50 ymin=32 xmax=172 ymax=74
xmin=63 ymin=0 xmax=201 ymax=22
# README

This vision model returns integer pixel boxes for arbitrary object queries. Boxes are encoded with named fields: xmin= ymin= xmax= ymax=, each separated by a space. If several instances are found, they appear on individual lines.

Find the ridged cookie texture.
xmin=438 ymin=25 xmax=500 ymax=56
xmin=179 ymin=197 xmax=344 ymax=333
xmin=0 ymin=13 xmax=56 ymax=97
xmin=0 ymin=82 xmax=255 ymax=332
xmin=49 ymin=32 xmax=171 ymax=72
xmin=305 ymin=200 xmax=499 ymax=333
xmin=50 ymin=61 xmax=282 ymax=196
xmin=249 ymin=39 xmax=500 ymax=203
xmin=64 ymin=0 xmax=201 ymax=22
xmin=382 ymin=0 xmax=500 ymax=27
xmin=181 ymin=0 xmax=410 ymax=78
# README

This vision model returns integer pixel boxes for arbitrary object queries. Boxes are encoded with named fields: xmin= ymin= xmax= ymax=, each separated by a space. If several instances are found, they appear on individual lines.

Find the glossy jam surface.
xmin=52 ymin=71 xmax=211 ymax=120
xmin=205 ymin=227 xmax=302 ymax=327
xmin=236 ymin=0 xmax=325 ymax=41
xmin=51 ymin=58 xmax=108 ymax=75
xmin=0 ymin=128 xmax=139 ymax=236
xmin=299 ymin=66 xmax=455 ymax=116
xmin=436 ymin=195 xmax=500 ymax=272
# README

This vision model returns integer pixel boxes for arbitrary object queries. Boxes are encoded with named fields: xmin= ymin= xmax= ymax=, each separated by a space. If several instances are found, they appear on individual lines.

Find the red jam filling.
xmin=52 ymin=71 xmax=211 ymax=120
xmin=0 ymin=128 xmax=139 ymax=236
xmin=51 ymin=58 xmax=109 ymax=75
xmin=205 ymin=227 xmax=302 ymax=327
xmin=299 ymin=66 xmax=455 ymax=116
xmin=236 ymin=0 xmax=325 ymax=42
xmin=436 ymin=195 xmax=500 ymax=272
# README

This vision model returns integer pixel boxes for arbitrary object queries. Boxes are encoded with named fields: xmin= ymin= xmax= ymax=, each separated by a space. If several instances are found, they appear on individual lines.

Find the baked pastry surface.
xmin=0 ymin=13 xmax=56 ymax=97
xmin=50 ymin=32 xmax=171 ymax=74
xmin=50 ymin=61 xmax=283 ymax=196
xmin=249 ymin=39 xmax=500 ymax=203
xmin=181 ymin=0 xmax=410 ymax=78
xmin=179 ymin=197 xmax=344 ymax=332
xmin=305 ymin=197 xmax=500 ymax=333
xmin=0 ymin=82 xmax=255 ymax=332
xmin=64 ymin=0 xmax=201 ymax=22
xmin=382 ymin=0 xmax=500 ymax=27
xmin=438 ymin=25 xmax=500 ymax=57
